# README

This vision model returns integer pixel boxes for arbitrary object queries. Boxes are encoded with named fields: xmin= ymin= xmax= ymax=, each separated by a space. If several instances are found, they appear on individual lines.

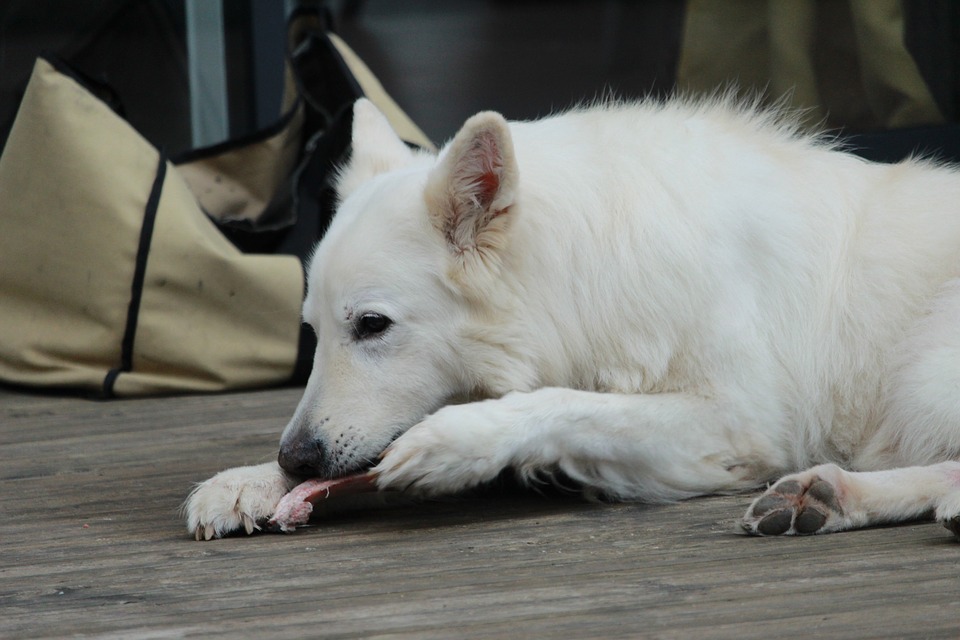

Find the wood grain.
xmin=1 ymin=386 xmax=957 ymax=639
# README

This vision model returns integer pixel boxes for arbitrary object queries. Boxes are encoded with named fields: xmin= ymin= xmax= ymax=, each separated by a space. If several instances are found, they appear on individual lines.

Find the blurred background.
xmin=1 ymin=0 xmax=959 ymax=159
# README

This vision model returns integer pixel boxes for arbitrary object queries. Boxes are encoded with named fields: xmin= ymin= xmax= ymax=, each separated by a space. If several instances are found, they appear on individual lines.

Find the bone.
xmin=267 ymin=472 xmax=378 ymax=533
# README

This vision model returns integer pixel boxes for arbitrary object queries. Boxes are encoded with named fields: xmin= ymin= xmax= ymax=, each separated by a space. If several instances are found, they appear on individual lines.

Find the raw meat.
xmin=267 ymin=472 xmax=377 ymax=533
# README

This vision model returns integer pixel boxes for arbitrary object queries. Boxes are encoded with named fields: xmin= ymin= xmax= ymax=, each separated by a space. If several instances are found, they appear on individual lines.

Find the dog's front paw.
xmin=373 ymin=401 xmax=513 ymax=496
xmin=183 ymin=462 xmax=298 ymax=540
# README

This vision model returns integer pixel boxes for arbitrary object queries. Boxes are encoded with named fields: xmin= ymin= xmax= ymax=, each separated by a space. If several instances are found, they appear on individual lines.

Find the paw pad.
xmin=742 ymin=476 xmax=843 ymax=536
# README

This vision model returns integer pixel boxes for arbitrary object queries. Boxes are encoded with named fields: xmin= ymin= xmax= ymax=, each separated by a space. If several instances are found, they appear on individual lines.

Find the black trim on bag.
xmin=102 ymin=152 xmax=167 ymax=397
xmin=170 ymin=103 xmax=302 ymax=165
xmin=39 ymin=53 xmax=128 ymax=118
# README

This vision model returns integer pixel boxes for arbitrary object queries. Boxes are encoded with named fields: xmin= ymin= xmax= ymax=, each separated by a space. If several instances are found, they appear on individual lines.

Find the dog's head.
xmin=278 ymin=99 xmax=529 ymax=478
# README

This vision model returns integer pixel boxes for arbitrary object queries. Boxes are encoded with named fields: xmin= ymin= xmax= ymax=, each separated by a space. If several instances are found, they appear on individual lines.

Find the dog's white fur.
xmin=185 ymin=97 xmax=960 ymax=540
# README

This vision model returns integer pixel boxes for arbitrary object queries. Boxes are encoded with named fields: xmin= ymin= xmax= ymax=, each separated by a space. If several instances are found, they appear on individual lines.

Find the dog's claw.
xmin=242 ymin=513 xmax=257 ymax=535
xmin=183 ymin=462 xmax=296 ymax=541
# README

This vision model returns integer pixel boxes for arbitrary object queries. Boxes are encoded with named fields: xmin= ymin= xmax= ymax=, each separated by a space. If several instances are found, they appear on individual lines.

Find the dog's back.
xmin=493 ymin=101 xmax=960 ymax=471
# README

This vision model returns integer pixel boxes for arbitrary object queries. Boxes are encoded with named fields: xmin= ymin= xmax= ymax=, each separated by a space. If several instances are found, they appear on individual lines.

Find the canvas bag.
xmin=0 ymin=22 xmax=431 ymax=397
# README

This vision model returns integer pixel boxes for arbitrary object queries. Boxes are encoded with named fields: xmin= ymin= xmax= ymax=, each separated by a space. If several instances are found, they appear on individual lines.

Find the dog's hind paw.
xmin=183 ymin=462 xmax=297 ymax=541
xmin=740 ymin=464 xmax=849 ymax=536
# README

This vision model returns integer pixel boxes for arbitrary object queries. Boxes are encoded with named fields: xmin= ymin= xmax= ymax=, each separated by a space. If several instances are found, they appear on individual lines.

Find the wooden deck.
xmin=1 ymin=384 xmax=957 ymax=639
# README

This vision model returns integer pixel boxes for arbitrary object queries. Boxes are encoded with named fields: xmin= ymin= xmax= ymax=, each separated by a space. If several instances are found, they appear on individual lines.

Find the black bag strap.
xmin=102 ymin=152 xmax=168 ymax=398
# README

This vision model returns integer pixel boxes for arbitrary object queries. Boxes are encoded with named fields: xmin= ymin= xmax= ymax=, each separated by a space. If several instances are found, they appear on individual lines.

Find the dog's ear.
xmin=337 ymin=99 xmax=417 ymax=200
xmin=425 ymin=111 xmax=518 ymax=268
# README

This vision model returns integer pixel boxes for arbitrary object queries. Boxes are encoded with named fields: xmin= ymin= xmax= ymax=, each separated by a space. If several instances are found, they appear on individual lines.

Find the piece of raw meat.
xmin=267 ymin=472 xmax=378 ymax=533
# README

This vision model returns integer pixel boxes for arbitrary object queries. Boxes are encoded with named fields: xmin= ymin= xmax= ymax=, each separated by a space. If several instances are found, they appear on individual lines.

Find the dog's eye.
xmin=354 ymin=313 xmax=392 ymax=340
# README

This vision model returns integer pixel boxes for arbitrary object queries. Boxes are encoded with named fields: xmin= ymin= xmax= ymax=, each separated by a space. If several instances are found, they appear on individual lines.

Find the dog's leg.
xmin=374 ymin=387 xmax=785 ymax=502
xmin=855 ymin=279 xmax=960 ymax=471
xmin=740 ymin=461 xmax=960 ymax=537
xmin=183 ymin=461 xmax=299 ymax=540
xmin=749 ymin=280 xmax=960 ymax=539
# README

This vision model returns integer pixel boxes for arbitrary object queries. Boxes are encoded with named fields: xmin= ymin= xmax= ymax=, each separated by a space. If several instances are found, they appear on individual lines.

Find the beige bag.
xmin=0 ymin=28 xmax=430 ymax=396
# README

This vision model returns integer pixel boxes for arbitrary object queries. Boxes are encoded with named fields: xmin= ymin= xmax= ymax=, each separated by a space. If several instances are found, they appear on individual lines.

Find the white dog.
xmin=185 ymin=97 xmax=960 ymax=541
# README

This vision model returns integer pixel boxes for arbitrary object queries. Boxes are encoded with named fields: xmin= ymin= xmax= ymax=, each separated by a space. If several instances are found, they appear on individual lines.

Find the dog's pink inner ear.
xmin=463 ymin=131 xmax=505 ymax=212
xmin=427 ymin=111 xmax=517 ymax=257
xmin=448 ymin=124 xmax=518 ymax=227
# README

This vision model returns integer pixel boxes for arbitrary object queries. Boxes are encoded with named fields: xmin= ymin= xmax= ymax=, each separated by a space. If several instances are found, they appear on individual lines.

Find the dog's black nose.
xmin=278 ymin=438 xmax=326 ymax=477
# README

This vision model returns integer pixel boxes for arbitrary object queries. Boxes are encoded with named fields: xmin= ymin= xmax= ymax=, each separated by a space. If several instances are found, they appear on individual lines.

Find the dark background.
xmin=1 ymin=0 xmax=958 ymax=156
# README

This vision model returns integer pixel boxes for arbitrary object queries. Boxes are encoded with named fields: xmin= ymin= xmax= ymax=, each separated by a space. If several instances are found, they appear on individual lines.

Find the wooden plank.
xmin=1 ymin=386 xmax=958 ymax=639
